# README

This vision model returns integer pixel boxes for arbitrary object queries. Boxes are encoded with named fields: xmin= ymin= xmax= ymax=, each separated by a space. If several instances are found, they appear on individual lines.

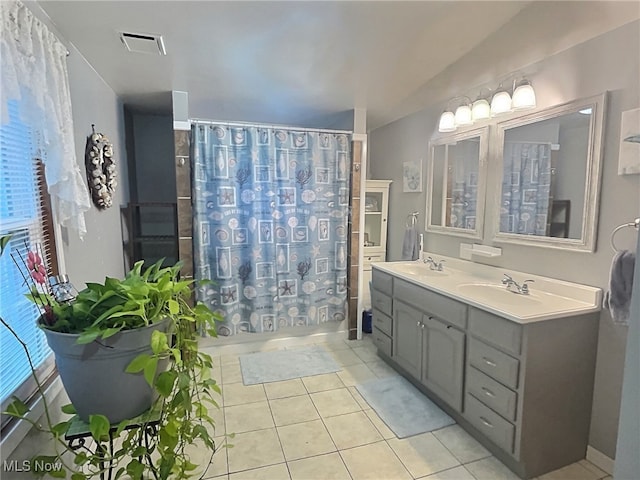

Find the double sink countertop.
xmin=372 ymin=253 xmax=602 ymax=324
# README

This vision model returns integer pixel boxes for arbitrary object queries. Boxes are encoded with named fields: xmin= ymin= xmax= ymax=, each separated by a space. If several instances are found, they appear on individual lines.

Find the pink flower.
xmin=27 ymin=250 xmax=46 ymax=285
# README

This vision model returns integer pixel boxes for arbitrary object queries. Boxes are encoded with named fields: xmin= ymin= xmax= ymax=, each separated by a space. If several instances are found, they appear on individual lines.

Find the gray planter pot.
xmin=42 ymin=318 xmax=170 ymax=423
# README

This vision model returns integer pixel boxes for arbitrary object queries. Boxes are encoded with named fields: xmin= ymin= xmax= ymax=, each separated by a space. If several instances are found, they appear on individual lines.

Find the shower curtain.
xmin=500 ymin=142 xmax=552 ymax=235
xmin=192 ymin=123 xmax=351 ymax=336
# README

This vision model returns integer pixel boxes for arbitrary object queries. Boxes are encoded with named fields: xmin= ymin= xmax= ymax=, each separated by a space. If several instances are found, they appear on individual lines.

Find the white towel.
xmin=603 ymin=250 xmax=635 ymax=325
xmin=401 ymin=225 xmax=419 ymax=261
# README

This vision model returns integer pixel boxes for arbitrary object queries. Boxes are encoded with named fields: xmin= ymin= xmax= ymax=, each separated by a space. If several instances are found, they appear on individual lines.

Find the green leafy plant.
xmin=1 ymin=235 xmax=230 ymax=479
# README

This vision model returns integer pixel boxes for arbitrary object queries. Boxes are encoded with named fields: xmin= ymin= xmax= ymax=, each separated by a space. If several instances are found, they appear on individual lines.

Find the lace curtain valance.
xmin=1 ymin=0 xmax=90 ymax=238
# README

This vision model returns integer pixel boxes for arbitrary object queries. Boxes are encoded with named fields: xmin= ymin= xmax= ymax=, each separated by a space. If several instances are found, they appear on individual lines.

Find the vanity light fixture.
xmin=438 ymin=110 xmax=457 ymax=132
xmin=454 ymin=102 xmax=473 ymax=126
xmin=511 ymin=79 xmax=536 ymax=110
xmin=490 ymin=85 xmax=512 ymax=116
xmin=471 ymin=97 xmax=491 ymax=121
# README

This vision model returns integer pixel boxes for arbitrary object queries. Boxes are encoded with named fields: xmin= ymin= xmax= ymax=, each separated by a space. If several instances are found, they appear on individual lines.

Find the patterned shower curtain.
xmin=500 ymin=142 xmax=552 ymax=235
xmin=192 ymin=123 xmax=351 ymax=336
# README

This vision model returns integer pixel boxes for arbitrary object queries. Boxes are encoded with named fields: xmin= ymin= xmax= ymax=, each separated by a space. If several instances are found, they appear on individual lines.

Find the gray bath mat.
xmin=356 ymin=376 xmax=455 ymax=438
xmin=240 ymin=346 xmax=341 ymax=385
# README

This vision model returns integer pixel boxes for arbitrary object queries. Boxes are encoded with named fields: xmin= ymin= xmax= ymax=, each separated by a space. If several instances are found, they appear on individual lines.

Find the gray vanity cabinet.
xmin=390 ymin=278 xmax=467 ymax=412
xmin=422 ymin=316 xmax=465 ymax=411
xmin=392 ymin=300 xmax=423 ymax=379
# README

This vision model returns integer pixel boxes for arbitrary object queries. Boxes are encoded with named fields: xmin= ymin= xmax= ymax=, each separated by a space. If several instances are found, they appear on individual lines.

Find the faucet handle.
xmin=521 ymin=279 xmax=535 ymax=294
xmin=436 ymin=259 xmax=446 ymax=271
xmin=502 ymin=273 xmax=513 ymax=284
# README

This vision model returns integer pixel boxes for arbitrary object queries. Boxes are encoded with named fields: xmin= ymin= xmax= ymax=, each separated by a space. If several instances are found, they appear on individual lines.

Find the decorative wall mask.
xmin=85 ymin=125 xmax=117 ymax=209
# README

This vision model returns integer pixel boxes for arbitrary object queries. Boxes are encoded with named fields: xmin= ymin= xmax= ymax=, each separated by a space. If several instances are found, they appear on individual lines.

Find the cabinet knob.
xmin=416 ymin=321 xmax=422 ymax=327
xmin=421 ymin=323 xmax=425 ymax=329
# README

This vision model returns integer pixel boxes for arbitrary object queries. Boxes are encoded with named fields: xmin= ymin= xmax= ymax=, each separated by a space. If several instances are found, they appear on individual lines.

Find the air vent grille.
xmin=119 ymin=32 xmax=166 ymax=55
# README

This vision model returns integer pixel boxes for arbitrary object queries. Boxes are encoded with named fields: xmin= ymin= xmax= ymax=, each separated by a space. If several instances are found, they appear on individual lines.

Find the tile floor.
xmin=195 ymin=335 xmax=611 ymax=480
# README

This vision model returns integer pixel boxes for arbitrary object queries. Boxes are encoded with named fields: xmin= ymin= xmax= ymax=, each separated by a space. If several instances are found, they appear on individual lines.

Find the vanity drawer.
xmin=373 ymin=328 xmax=392 ymax=357
xmin=372 ymin=308 xmax=393 ymax=337
xmin=372 ymin=269 xmax=393 ymax=296
xmin=469 ymin=338 xmax=520 ymax=389
xmin=372 ymin=290 xmax=392 ymax=317
xmin=465 ymin=394 xmax=515 ymax=454
xmin=395 ymin=279 xmax=467 ymax=329
xmin=469 ymin=307 xmax=522 ymax=356
xmin=467 ymin=366 xmax=517 ymax=421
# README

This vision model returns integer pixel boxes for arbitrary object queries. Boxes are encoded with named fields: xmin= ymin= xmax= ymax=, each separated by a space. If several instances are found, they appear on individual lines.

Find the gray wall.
xmin=369 ymin=21 xmax=640 ymax=458
xmin=2 ymin=4 xmax=128 ymax=466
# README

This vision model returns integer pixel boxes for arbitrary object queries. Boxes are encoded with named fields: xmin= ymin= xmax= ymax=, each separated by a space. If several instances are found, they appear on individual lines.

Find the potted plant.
xmin=1 ymin=236 xmax=228 ymax=479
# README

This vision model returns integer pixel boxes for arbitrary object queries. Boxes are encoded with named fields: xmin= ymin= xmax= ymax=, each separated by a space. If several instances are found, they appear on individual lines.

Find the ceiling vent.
xmin=119 ymin=32 xmax=166 ymax=55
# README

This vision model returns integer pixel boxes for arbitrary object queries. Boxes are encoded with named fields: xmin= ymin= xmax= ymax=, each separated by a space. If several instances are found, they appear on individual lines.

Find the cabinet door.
xmin=422 ymin=316 xmax=465 ymax=412
xmin=392 ymin=301 xmax=423 ymax=379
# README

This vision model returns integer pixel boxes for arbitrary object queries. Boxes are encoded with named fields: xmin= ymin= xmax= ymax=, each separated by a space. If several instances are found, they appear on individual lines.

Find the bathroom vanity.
xmin=371 ymin=257 xmax=601 ymax=479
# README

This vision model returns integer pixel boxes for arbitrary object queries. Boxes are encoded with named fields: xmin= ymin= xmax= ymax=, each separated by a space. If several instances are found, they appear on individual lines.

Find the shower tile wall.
xmin=347 ymin=141 xmax=363 ymax=340
xmin=174 ymin=129 xmax=194 ymax=280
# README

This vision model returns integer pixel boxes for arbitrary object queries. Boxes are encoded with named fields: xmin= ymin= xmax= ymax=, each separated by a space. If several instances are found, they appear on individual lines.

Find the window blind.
xmin=0 ymin=100 xmax=57 ymax=427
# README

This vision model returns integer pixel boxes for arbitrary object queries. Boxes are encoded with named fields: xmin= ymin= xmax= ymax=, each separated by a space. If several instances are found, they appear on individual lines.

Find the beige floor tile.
xmin=432 ymin=425 xmax=491 ymax=464
xmin=264 ymin=379 xmax=307 ymax=399
xmin=388 ymin=432 xmax=460 ymax=478
xmin=223 ymin=383 xmax=266 ymax=407
xmin=310 ymin=388 xmax=361 ymax=417
xmin=330 ymin=349 xmax=364 ymax=366
xmin=269 ymin=395 xmax=319 ymax=426
xmin=367 ymin=360 xmax=399 ymax=379
xmin=336 ymin=364 xmax=377 ymax=387
xmin=347 ymin=386 xmax=371 ymax=409
xmin=277 ymin=419 xmax=336 ymax=461
xmin=226 ymin=428 xmax=284 ymax=473
xmin=288 ymin=452 xmax=351 ymax=480
xmin=228 ymin=463 xmax=290 ymax=480
xmin=323 ymin=411 xmax=382 ymax=450
xmin=351 ymin=346 xmax=380 ymax=363
xmin=221 ymin=363 xmax=244 ymax=385
xmin=319 ymin=340 xmax=352 ymax=352
xmin=221 ymin=354 xmax=240 ymax=366
xmin=465 ymin=457 xmax=521 ymax=480
xmin=363 ymin=409 xmax=396 ymax=439
xmin=538 ymin=461 xmax=604 ymax=480
xmin=208 ymin=403 xmax=226 ymax=434
xmin=225 ymin=401 xmax=274 ymax=434
xmin=601 ymin=476 xmax=612 ymax=480
xmin=302 ymin=373 xmax=345 ymax=393
xmin=578 ymin=460 xmax=609 ymax=479
xmin=187 ymin=436 xmax=228 ymax=479
xmin=340 ymin=441 xmax=412 ymax=480
xmin=419 ymin=465 xmax=476 ymax=479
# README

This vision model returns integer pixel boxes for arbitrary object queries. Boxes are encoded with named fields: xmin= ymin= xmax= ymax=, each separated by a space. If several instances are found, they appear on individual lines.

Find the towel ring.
xmin=406 ymin=212 xmax=419 ymax=228
xmin=610 ymin=218 xmax=640 ymax=252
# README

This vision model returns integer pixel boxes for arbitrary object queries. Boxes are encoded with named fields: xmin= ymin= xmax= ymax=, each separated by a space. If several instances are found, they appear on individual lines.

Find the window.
xmin=0 ymin=100 xmax=58 ymax=428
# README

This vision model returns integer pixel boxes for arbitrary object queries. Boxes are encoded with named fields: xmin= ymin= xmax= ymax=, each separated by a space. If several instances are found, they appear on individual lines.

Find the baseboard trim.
xmin=586 ymin=445 xmax=614 ymax=475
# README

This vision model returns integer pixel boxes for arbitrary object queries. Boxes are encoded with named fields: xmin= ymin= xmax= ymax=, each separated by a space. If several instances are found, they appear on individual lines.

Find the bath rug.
xmin=240 ymin=345 xmax=341 ymax=385
xmin=356 ymin=376 xmax=455 ymax=438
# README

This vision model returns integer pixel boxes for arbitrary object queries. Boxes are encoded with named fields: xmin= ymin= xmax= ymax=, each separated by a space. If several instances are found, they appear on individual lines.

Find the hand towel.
xmin=603 ymin=250 xmax=636 ymax=325
xmin=401 ymin=225 xmax=419 ymax=261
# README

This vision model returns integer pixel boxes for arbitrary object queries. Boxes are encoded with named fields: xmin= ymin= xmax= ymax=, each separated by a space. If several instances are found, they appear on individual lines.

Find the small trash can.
xmin=362 ymin=309 xmax=373 ymax=334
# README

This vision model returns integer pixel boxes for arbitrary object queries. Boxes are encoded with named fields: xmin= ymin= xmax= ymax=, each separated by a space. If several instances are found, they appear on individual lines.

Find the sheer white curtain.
xmin=1 ymin=0 xmax=90 ymax=238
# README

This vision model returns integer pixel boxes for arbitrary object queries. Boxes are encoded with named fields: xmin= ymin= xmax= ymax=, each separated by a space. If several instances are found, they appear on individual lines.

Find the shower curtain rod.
xmin=189 ymin=118 xmax=353 ymax=135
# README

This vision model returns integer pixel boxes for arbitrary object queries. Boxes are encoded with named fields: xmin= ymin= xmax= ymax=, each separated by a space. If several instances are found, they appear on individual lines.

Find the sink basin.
xmin=457 ymin=283 xmax=541 ymax=306
xmin=393 ymin=263 xmax=450 ymax=277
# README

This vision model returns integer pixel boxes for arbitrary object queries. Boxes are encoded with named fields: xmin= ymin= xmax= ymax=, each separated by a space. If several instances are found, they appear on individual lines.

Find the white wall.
xmin=369 ymin=20 xmax=640 ymax=459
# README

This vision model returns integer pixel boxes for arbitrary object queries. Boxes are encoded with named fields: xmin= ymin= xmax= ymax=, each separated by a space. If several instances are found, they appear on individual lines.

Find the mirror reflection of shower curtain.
xmin=445 ymin=142 xmax=479 ymax=230
xmin=500 ymin=142 xmax=552 ymax=235
xmin=191 ymin=123 xmax=351 ymax=336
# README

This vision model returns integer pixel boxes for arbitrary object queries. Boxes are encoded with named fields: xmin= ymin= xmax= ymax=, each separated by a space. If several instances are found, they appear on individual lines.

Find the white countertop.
xmin=372 ymin=254 xmax=602 ymax=324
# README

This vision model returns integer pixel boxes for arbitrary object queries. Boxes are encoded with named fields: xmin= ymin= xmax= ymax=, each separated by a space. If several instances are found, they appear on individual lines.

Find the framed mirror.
xmin=491 ymin=93 xmax=606 ymax=251
xmin=426 ymin=126 xmax=489 ymax=239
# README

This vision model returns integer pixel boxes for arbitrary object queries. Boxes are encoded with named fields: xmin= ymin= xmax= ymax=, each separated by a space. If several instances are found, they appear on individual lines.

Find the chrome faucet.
xmin=502 ymin=274 xmax=534 ymax=295
xmin=424 ymin=256 xmax=446 ymax=271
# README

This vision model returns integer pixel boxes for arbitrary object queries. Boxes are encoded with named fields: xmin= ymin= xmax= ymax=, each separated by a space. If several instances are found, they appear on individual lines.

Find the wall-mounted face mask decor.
xmin=85 ymin=124 xmax=117 ymax=209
